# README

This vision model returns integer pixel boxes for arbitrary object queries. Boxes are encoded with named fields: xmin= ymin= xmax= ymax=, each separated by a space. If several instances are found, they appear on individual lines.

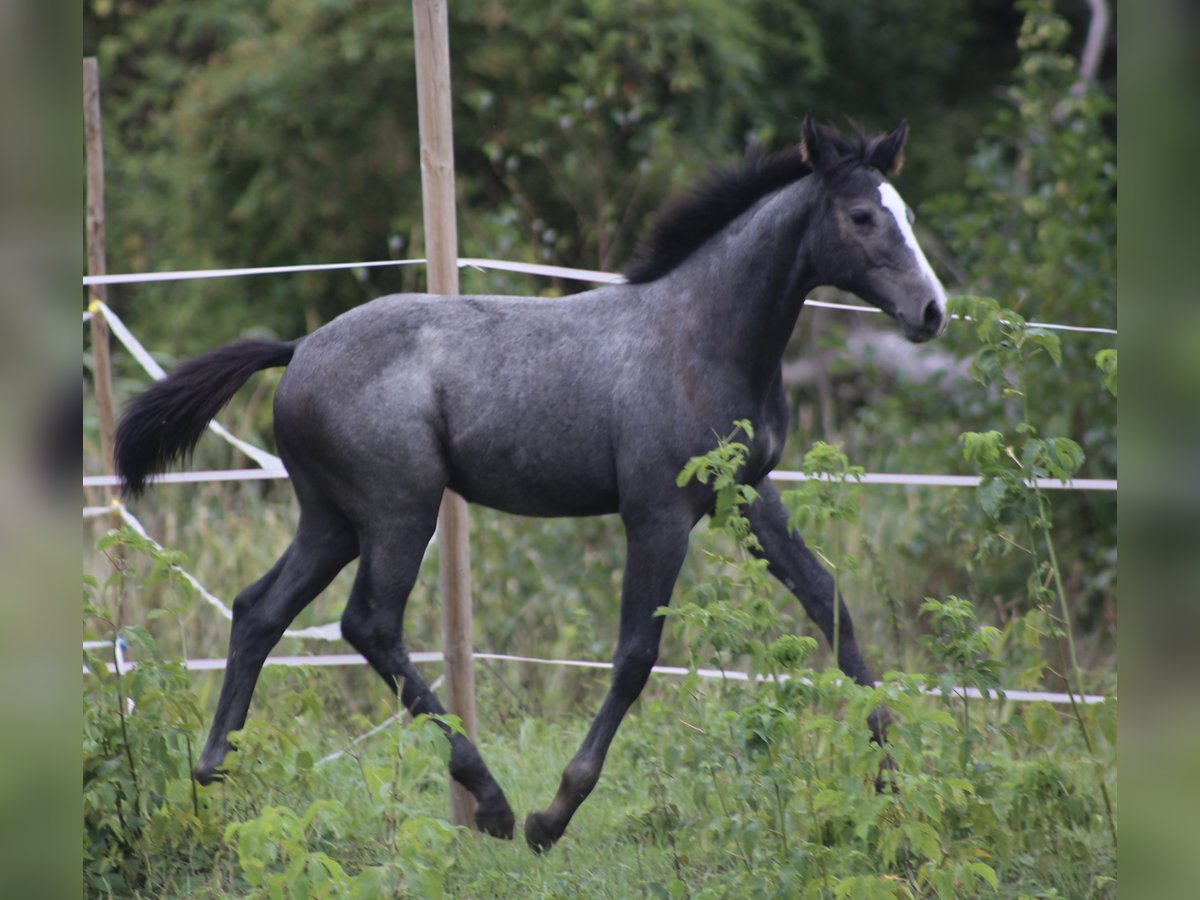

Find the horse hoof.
xmin=475 ymin=799 xmax=516 ymax=840
xmin=523 ymin=811 xmax=558 ymax=854
xmin=192 ymin=763 xmax=226 ymax=786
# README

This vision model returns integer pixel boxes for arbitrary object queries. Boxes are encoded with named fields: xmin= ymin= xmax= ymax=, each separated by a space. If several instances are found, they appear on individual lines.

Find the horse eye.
xmin=849 ymin=208 xmax=874 ymax=226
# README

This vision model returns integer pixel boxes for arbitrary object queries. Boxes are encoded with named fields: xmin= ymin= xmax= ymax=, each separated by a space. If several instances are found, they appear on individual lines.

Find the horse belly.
xmin=449 ymin=456 xmax=619 ymax=518
xmin=441 ymin=408 xmax=619 ymax=517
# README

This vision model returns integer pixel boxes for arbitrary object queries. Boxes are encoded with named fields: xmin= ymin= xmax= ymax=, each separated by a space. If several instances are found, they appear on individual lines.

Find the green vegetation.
xmin=84 ymin=394 xmax=1116 ymax=895
xmin=84 ymin=0 xmax=1116 ymax=895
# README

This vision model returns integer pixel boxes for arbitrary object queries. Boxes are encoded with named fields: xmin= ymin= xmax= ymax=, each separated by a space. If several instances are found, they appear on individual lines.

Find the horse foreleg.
xmin=525 ymin=518 xmax=690 ymax=852
xmin=194 ymin=523 xmax=356 ymax=783
xmin=339 ymin=520 xmax=515 ymax=839
xmin=745 ymin=479 xmax=892 ymax=746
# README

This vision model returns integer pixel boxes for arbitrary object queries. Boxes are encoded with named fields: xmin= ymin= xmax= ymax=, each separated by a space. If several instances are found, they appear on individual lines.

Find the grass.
xmin=85 ymin=488 xmax=1116 ymax=897
xmin=83 ymin=651 xmax=1116 ymax=898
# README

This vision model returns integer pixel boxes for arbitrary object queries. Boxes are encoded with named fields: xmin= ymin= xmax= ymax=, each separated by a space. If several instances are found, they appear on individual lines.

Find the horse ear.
xmin=800 ymin=114 xmax=834 ymax=174
xmin=869 ymin=119 xmax=909 ymax=176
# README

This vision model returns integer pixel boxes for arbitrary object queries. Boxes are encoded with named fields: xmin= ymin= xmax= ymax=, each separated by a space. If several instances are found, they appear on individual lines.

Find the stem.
xmin=831 ymin=507 xmax=841 ymax=667
xmin=774 ymin=777 xmax=789 ymax=859
xmin=805 ymin=727 xmax=829 ymax=898
xmin=768 ymin=745 xmax=789 ymax=859
xmin=1042 ymin=520 xmax=1084 ymax=696
xmin=186 ymin=735 xmax=199 ymax=819
xmin=113 ymin=634 xmax=142 ymax=816
xmin=708 ymin=764 xmax=754 ymax=875
xmin=1042 ymin=520 xmax=1117 ymax=851
xmin=667 ymin=821 xmax=685 ymax=885
xmin=960 ymin=687 xmax=972 ymax=770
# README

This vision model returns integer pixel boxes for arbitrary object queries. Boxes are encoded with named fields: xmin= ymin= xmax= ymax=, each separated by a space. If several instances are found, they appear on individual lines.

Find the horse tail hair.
xmin=115 ymin=339 xmax=300 ymax=497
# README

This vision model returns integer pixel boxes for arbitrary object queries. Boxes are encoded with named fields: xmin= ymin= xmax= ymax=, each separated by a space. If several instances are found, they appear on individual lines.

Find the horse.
xmin=115 ymin=115 xmax=948 ymax=852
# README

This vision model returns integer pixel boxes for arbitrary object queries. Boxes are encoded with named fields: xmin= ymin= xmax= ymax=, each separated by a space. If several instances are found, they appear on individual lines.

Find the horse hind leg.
xmin=194 ymin=513 xmax=357 ymax=784
xmin=525 ymin=513 xmax=691 ymax=852
xmin=339 ymin=512 xmax=515 ymax=840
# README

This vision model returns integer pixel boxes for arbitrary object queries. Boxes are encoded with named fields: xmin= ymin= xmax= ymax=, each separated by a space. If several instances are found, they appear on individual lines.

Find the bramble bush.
xmin=643 ymin=420 xmax=1114 ymax=897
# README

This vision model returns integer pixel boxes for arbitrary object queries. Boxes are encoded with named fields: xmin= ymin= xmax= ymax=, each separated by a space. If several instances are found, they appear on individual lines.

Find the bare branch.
xmin=1075 ymin=0 xmax=1110 ymax=90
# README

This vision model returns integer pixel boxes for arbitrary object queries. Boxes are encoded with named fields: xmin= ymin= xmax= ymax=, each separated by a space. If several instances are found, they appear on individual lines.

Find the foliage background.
xmin=82 ymin=0 xmax=1117 ymax=895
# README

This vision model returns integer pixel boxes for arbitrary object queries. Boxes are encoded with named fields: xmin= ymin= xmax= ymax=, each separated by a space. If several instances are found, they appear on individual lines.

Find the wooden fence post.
xmin=411 ymin=0 xmax=477 ymax=829
xmin=84 ymin=58 xmax=118 ymax=498
xmin=84 ymin=57 xmax=128 ymax=625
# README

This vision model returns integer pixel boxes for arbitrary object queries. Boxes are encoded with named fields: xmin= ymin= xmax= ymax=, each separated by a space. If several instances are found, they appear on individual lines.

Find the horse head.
xmin=801 ymin=115 xmax=948 ymax=343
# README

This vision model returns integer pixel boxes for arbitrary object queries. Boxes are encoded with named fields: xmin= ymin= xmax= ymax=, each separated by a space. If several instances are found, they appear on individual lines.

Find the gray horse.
xmin=116 ymin=115 xmax=948 ymax=851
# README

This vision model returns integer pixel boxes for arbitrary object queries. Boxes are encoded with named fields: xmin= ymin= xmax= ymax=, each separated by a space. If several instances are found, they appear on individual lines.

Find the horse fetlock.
xmin=193 ymin=739 xmax=234 ymax=785
xmin=560 ymin=757 xmax=601 ymax=802
xmin=192 ymin=759 xmax=227 ymax=786
xmin=868 ymin=704 xmax=895 ymax=744
xmin=523 ymin=810 xmax=561 ymax=854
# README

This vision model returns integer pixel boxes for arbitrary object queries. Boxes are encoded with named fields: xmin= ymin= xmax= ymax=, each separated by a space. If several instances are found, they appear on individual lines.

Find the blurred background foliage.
xmin=83 ymin=0 xmax=1116 ymax=695
xmin=85 ymin=0 xmax=1113 ymax=342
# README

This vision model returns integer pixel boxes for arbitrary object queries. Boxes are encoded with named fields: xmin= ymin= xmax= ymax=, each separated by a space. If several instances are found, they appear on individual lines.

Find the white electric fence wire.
xmin=84 ymin=469 xmax=289 ymax=488
xmin=85 ymin=499 xmax=1113 ymax=708
xmin=88 ymin=501 xmax=344 ymax=641
xmin=81 ymin=256 xmax=1115 ymax=335
xmin=83 ymin=508 xmax=1110 ymax=708
xmin=317 ymin=713 xmax=403 ymax=766
xmin=83 ymin=467 xmax=1117 ymax=492
xmin=93 ymin=301 xmax=283 ymax=471
xmin=83 ymin=648 xmax=1108 ymax=707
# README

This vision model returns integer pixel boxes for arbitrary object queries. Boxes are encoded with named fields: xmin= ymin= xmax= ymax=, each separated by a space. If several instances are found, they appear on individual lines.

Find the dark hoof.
xmin=475 ymin=797 xmax=516 ymax=840
xmin=192 ymin=763 xmax=226 ymax=786
xmin=524 ymin=811 xmax=559 ymax=854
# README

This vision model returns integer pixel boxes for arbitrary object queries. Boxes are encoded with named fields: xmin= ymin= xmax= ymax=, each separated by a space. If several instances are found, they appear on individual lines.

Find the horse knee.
xmin=612 ymin=644 xmax=657 ymax=698
xmin=230 ymin=586 xmax=283 ymax=646
xmin=339 ymin=608 xmax=371 ymax=653
xmin=230 ymin=586 xmax=260 ymax=622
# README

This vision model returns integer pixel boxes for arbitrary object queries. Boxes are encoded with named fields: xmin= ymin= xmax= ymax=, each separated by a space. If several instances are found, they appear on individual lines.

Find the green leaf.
xmin=1096 ymin=348 xmax=1117 ymax=397
xmin=1026 ymin=328 xmax=1062 ymax=367
xmin=1093 ymin=697 xmax=1118 ymax=748
xmin=904 ymin=821 xmax=943 ymax=863
xmin=676 ymin=457 xmax=703 ymax=488
xmin=977 ymin=477 xmax=1008 ymax=519
xmin=968 ymin=861 xmax=999 ymax=890
xmin=1023 ymin=702 xmax=1059 ymax=747
xmin=961 ymin=430 xmax=1004 ymax=467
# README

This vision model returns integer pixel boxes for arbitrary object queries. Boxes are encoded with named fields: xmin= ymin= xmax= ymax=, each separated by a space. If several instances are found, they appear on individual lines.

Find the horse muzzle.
xmin=898 ymin=297 xmax=947 ymax=343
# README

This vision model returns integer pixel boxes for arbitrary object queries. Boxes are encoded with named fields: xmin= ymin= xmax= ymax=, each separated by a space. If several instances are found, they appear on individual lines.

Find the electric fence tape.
xmin=83 ymin=256 xmax=1115 ymax=336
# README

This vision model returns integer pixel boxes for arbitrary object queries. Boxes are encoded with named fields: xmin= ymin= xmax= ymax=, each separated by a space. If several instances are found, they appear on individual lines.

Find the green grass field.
xmin=84 ymin=497 xmax=1116 ymax=897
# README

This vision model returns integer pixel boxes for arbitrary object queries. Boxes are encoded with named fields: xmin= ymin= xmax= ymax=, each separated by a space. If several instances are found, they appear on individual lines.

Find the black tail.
xmin=115 ymin=339 xmax=299 ymax=497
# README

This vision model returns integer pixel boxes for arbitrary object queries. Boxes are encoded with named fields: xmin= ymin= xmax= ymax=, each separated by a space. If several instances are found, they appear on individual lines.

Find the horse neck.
xmin=653 ymin=178 xmax=820 ymax=385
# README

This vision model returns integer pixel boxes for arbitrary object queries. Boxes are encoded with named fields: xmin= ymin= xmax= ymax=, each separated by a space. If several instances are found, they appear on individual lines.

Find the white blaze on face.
xmin=878 ymin=182 xmax=947 ymax=315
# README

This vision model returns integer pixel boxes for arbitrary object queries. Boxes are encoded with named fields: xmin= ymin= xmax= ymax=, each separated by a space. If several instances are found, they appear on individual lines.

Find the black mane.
xmin=623 ymin=146 xmax=811 ymax=284
xmin=624 ymin=125 xmax=884 ymax=284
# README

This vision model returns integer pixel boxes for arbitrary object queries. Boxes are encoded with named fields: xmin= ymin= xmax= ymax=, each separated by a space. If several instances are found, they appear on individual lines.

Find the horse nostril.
xmin=922 ymin=299 xmax=941 ymax=327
